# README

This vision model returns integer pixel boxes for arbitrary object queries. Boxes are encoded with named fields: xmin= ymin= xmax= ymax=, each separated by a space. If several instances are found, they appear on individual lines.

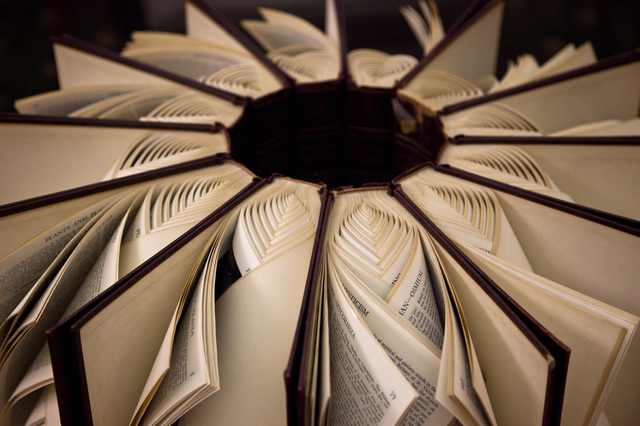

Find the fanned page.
xmin=241 ymin=6 xmax=341 ymax=83
xmin=406 ymin=0 xmax=505 ymax=83
xmin=117 ymin=163 xmax=255 ymax=275
xmin=3 ymin=190 xmax=144 ymax=424
xmin=184 ymin=0 xmax=255 ymax=56
xmin=397 ymin=165 xmax=640 ymax=425
xmin=178 ymin=178 xmax=322 ymax=426
xmin=438 ymin=144 xmax=574 ymax=202
xmin=399 ymin=0 xmax=445 ymax=56
xmin=14 ymin=40 xmax=246 ymax=127
xmin=439 ymin=142 xmax=640 ymax=221
xmin=397 ymin=42 xmax=595 ymax=117
xmin=0 ymin=120 xmax=229 ymax=205
xmin=129 ymin=216 xmax=230 ymax=426
xmin=393 ymin=168 xmax=531 ymax=270
xmin=319 ymin=188 xmax=499 ymax=425
xmin=347 ymin=49 xmax=418 ymax=88
xmin=0 ymin=163 xmax=252 ymax=422
xmin=0 ymin=189 xmax=142 ymax=425
xmin=437 ymin=55 xmax=640 ymax=137
xmin=16 ymin=83 xmax=243 ymax=127
xmin=71 ymin=177 xmax=321 ymax=426
xmin=397 ymin=1 xmax=599 ymax=113
xmin=120 ymin=32 xmax=284 ymax=98
xmin=0 ymin=162 xmax=255 ymax=425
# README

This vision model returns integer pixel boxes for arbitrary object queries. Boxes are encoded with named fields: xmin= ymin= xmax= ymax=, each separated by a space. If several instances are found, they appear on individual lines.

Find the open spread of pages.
xmin=0 ymin=162 xmax=255 ymax=425
xmin=397 ymin=166 xmax=639 ymax=425
xmin=318 ymin=188 xmax=497 ymax=425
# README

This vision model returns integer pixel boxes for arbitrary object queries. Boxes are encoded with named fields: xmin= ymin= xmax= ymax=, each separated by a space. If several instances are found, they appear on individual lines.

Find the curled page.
xmin=347 ymin=49 xmax=418 ymax=88
xmin=439 ymin=144 xmax=574 ymax=202
xmin=321 ymin=189 xmax=496 ymax=425
xmin=399 ymin=0 xmax=444 ymax=56
xmin=396 ymin=168 xmax=532 ymax=271
xmin=232 ymin=192 xmax=316 ymax=276
xmin=119 ymin=163 xmax=254 ymax=276
xmin=103 ymin=131 xmax=227 ymax=180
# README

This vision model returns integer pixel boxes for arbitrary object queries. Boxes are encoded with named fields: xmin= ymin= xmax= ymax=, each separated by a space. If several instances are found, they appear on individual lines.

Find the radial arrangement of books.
xmin=0 ymin=0 xmax=639 ymax=425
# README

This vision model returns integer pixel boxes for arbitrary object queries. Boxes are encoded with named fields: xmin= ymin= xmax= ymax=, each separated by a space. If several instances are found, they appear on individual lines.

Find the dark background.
xmin=1 ymin=0 xmax=639 ymax=113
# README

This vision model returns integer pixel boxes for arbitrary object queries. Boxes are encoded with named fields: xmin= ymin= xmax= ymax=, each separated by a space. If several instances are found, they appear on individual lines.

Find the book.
xmin=293 ymin=185 xmax=564 ymax=426
xmin=47 ymin=176 xmax=325 ymax=426
xmin=435 ymin=135 xmax=640 ymax=223
xmin=0 ymin=158 xmax=261 ymax=424
xmin=285 ymin=171 xmax=639 ymax=425
xmin=0 ymin=114 xmax=230 ymax=207
xmin=1 ymin=0 xmax=639 ymax=425
xmin=394 ymin=164 xmax=640 ymax=425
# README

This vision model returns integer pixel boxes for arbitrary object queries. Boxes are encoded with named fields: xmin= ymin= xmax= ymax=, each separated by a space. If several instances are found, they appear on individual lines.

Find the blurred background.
xmin=1 ymin=0 xmax=639 ymax=112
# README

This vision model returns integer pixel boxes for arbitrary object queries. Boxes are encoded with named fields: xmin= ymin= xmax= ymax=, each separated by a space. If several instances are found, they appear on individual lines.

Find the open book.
xmin=46 ymin=176 xmax=324 ymax=426
xmin=0 ymin=114 xmax=230 ymax=206
xmin=290 ymin=185 xmax=571 ymax=425
xmin=0 ymin=159 xmax=259 ymax=425
xmin=394 ymin=165 xmax=640 ymax=425
xmin=435 ymin=136 xmax=640 ymax=222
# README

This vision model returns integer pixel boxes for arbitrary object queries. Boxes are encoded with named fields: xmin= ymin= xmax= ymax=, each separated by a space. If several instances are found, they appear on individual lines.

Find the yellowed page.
xmin=434 ymin=243 xmax=552 ymax=425
xmin=79 ymin=226 xmax=216 ymax=426
xmin=516 ymin=144 xmax=640 ymax=221
xmin=421 ymin=1 xmax=504 ymax=82
xmin=184 ymin=1 xmax=254 ymax=55
xmin=180 ymin=237 xmax=317 ymax=425
xmin=458 ymin=241 xmax=638 ymax=425
xmin=328 ymin=250 xmax=453 ymax=424
xmin=491 ymin=190 xmax=640 ymax=425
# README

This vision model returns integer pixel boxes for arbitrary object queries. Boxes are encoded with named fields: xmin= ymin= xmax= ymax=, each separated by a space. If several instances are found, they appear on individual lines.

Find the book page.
xmin=0 ymin=196 xmax=116 ymax=323
xmin=316 ymin=272 xmax=331 ymax=426
xmin=131 ymin=217 xmax=230 ymax=426
xmin=184 ymin=1 xmax=252 ymax=55
xmin=121 ymin=35 xmax=284 ymax=98
xmin=438 ymin=144 xmax=574 ymax=202
xmin=240 ymin=6 xmax=340 ymax=83
xmin=24 ymin=390 xmax=45 ymax=426
xmin=79 ymin=178 xmax=321 ymax=425
xmin=327 ymin=251 xmax=453 ymax=425
xmin=78 ymin=221 xmax=223 ymax=426
xmin=329 ymin=196 xmax=444 ymax=349
xmin=43 ymin=385 xmax=61 ymax=426
xmin=486 ymin=189 xmax=640 ymax=424
xmin=398 ymin=168 xmax=532 ymax=271
xmin=347 ymin=49 xmax=417 ymax=88
xmin=180 ymin=178 xmax=322 ymax=425
xmin=458 ymin=240 xmax=638 ymax=425
xmin=0 ymin=123 xmax=222 ymax=205
xmin=447 ymin=60 xmax=640 ymax=134
xmin=433 ymin=241 xmax=553 ymax=425
xmin=119 ymin=164 xmax=254 ymax=276
xmin=0 ymin=189 xmax=141 ymax=423
xmin=321 ymin=188 xmax=488 ymax=425
xmin=50 ymin=42 xmax=245 ymax=126
xmin=325 ymin=276 xmax=417 ymax=425
xmin=4 ymin=193 xmax=143 ymax=419
xmin=13 ymin=84 xmax=151 ymax=116
xmin=136 ymin=270 xmax=211 ymax=426
xmin=512 ymin=143 xmax=640 ymax=221
xmin=420 ymin=1 xmax=504 ymax=82
xmin=399 ymin=0 xmax=445 ymax=56
xmin=0 ymin=205 xmax=115 ymax=358
xmin=436 ymin=278 xmax=490 ymax=426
